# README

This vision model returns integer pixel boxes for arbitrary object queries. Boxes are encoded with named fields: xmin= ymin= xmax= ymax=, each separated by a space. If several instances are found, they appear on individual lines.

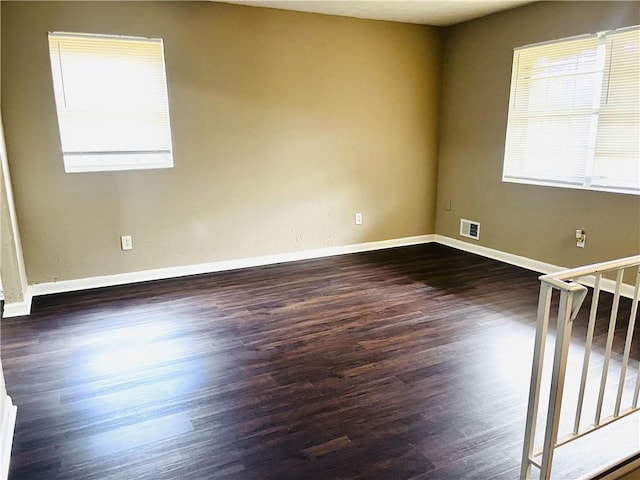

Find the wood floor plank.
xmin=1 ymin=244 xmax=637 ymax=479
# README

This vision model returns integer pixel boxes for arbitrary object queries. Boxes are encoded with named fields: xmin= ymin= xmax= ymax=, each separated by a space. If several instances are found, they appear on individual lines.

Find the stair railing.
xmin=520 ymin=255 xmax=640 ymax=479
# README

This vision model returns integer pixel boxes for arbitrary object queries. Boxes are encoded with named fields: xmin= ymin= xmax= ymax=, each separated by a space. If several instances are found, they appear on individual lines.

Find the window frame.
xmin=502 ymin=26 xmax=640 ymax=196
xmin=48 ymin=31 xmax=174 ymax=173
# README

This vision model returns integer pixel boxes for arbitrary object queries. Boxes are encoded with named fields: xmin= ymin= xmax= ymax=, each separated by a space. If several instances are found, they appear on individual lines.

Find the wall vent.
xmin=460 ymin=219 xmax=480 ymax=240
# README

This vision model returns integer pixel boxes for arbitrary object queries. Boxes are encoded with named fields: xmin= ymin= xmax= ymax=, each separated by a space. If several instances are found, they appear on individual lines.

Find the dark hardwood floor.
xmin=1 ymin=244 xmax=638 ymax=479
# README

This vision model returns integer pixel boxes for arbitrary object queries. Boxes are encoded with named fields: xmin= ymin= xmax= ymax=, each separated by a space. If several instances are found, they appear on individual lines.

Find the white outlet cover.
xmin=121 ymin=235 xmax=133 ymax=250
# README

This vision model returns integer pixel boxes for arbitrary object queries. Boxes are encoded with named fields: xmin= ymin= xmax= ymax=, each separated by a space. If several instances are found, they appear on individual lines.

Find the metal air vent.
xmin=460 ymin=219 xmax=480 ymax=240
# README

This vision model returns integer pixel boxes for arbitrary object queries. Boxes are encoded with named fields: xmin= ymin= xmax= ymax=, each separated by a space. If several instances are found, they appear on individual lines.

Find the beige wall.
xmin=1 ymin=1 xmax=443 ymax=285
xmin=2 ymin=0 xmax=639 ymax=290
xmin=436 ymin=1 xmax=640 ymax=268
xmin=0 ymin=117 xmax=28 ymax=305
xmin=1 ymin=0 xmax=28 ymax=305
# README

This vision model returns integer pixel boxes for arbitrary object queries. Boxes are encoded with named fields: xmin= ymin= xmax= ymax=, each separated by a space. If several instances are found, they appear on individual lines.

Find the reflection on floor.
xmin=1 ymin=244 xmax=638 ymax=479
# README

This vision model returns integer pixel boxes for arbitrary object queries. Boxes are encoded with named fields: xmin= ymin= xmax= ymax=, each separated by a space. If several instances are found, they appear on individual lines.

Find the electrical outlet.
xmin=121 ymin=235 xmax=133 ymax=251
xmin=355 ymin=212 xmax=363 ymax=225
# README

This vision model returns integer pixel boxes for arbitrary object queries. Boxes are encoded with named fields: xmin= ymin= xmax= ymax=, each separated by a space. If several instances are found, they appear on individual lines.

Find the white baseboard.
xmin=2 ymin=292 xmax=32 ymax=318
xmin=435 ymin=235 xmax=565 ymax=275
xmin=580 ymin=452 xmax=640 ymax=480
xmin=0 ymin=396 xmax=17 ymax=480
xmin=435 ymin=235 xmax=637 ymax=299
xmin=3 ymin=233 xmax=636 ymax=317
xmin=26 ymin=234 xmax=436 ymax=301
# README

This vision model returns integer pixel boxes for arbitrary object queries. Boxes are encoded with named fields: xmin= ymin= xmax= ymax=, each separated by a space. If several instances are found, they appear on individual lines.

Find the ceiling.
xmin=219 ymin=0 xmax=535 ymax=27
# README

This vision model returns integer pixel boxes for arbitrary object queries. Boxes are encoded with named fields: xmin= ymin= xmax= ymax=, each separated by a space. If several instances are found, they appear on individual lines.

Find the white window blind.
xmin=48 ymin=32 xmax=173 ymax=173
xmin=502 ymin=26 xmax=640 ymax=195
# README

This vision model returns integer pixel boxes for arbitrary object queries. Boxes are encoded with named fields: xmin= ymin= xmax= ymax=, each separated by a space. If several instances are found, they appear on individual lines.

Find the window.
xmin=502 ymin=26 xmax=639 ymax=195
xmin=48 ymin=32 xmax=173 ymax=173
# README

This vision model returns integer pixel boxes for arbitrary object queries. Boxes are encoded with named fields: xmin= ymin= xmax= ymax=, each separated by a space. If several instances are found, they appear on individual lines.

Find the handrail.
xmin=539 ymin=255 xmax=640 ymax=284
xmin=521 ymin=255 xmax=640 ymax=480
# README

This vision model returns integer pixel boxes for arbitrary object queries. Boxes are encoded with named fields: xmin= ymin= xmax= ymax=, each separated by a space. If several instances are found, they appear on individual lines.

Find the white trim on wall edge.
xmin=3 ymin=233 xmax=636 ymax=317
xmin=2 ymin=292 xmax=32 ymax=318
xmin=0 ymin=396 xmax=17 ymax=480
xmin=435 ymin=235 xmax=637 ymax=299
xmin=578 ymin=451 xmax=640 ymax=480
xmin=435 ymin=235 xmax=565 ymax=275
xmin=16 ymin=235 xmax=435 ymax=312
